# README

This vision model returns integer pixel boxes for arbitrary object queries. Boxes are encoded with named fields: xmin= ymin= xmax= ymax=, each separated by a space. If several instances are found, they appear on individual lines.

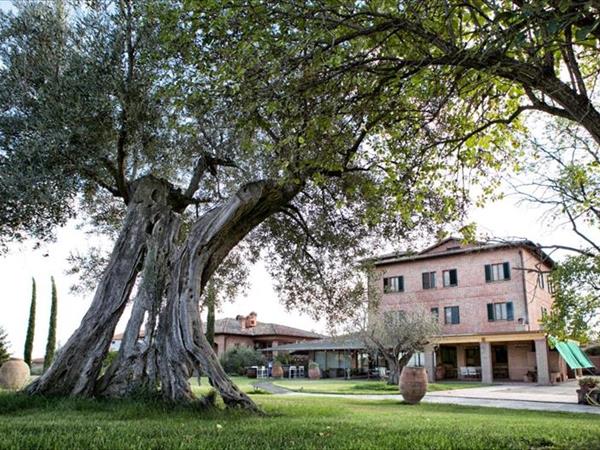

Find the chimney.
xmin=235 ymin=314 xmax=246 ymax=329
xmin=245 ymin=312 xmax=257 ymax=328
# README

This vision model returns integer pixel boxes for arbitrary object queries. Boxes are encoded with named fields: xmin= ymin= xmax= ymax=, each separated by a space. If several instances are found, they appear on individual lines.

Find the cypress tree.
xmin=0 ymin=326 xmax=10 ymax=366
xmin=205 ymin=281 xmax=216 ymax=348
xmin=43 ymin=276 xmax=58 ymax=370
xmin=24 ymin=277 xmax=36 ymax=367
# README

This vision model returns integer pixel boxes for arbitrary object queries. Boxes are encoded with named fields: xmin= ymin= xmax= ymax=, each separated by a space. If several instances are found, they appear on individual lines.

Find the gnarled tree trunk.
xmin=96 ymin=210 xmax=180 ymax=398
xmin=27 ymin=176 xmax=174 ymax=397
xmin=158 ymin=180 xmax=299 ymax=410
xmin=27 ymin=176 xmax=299 ymax=412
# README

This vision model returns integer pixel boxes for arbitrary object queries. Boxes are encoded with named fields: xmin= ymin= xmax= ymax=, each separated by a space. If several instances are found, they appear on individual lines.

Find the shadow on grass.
xmin=0 ymin=391 xmax=262 ymax=421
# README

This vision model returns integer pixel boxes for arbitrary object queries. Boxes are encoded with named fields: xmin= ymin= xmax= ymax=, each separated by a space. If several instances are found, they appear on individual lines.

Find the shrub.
xmin=220 ymin=347 xmax=264 ymax=376
xmin=578 ymin=377 xmax=600 ymax=388
xmin=308 ymin=361 xmax=319 ymax=369
xmin=0 ymin=327 xmax=10 ymax=366
xmin=274 ymin=352 xmax=293 ymax=365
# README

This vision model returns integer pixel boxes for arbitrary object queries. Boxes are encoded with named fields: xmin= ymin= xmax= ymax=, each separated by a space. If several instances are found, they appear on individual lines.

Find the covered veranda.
xmin=425 ymin=331 xmax=592 ymax=385
xmin=261 ymin=335 xmax=376 ymax=379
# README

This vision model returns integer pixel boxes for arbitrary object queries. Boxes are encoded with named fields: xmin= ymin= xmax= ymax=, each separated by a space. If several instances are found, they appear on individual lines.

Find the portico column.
xmin=424 ymin=345 xmax=435 ymax=383
xmin=535 ymin=339 xmax=551 ymax=385
xmin=480 ymin=341 xmax=493 ymax=384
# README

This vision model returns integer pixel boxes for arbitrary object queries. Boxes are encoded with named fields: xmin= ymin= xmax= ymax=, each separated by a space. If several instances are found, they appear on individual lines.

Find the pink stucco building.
xmin=373 ymin=237 xmax=568 ymax=384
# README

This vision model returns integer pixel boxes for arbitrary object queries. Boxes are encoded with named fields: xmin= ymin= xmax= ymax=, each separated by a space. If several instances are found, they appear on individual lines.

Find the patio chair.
xmin=298 ymin=366 xmax=305 ymax=378
xmin=289 ymin=365 xmax=297 ymax=379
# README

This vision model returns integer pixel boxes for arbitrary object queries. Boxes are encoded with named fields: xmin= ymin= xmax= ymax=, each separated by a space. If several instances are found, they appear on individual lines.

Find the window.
xmin=541 ymin=306 xmax=548 ymax=319
xmin=465 ymin=347 xmax=481 ymax=366
xmin=548 ymin=277 xmax=556 ymax=294
xmin=430 ymin=307 xmax=439 ymax=320
xmin=443 ymin=269 xmax=458 ymax=287
xmin=487 ymin=302 xmax=514 ymax=321
xmin=422 ymin=272 xmax=436 ymax=289
xmin=383 ymin=276 xmax=404 ymax=293
xmin=537 ymin=273 xmax=545 ymax=289
xmin=485 ymin=262 xmax=511 ymax=282
xmin=444 ymin=306 xmax=460 ymax=324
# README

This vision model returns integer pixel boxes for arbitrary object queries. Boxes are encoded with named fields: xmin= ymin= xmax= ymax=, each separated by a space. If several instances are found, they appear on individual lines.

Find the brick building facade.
xmin=373 ymin=237 xmax=567 ymax=384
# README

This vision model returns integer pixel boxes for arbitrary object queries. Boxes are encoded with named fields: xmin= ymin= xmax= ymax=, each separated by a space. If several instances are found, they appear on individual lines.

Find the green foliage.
xmin=43 ymin=277 xmax=58 ymax=370
xmin=274 ymin=353 xmax=293 ymax=365
xmin=219 ymin=347 xmax=264 ymax=376
xmin=23 ymin=278 xmax=36 ymax=367
xmin=0 ymin=326 xmax=10 ymax=366
xmin=542 ymin=256 xmax=600 ymax=343
xmin=101 ymin=351 xmax=118 ymax=375
xmin=0 ymin=1 xmax=549 ymax=324
xmin=308 ymin=361 xmax=319 ymax=369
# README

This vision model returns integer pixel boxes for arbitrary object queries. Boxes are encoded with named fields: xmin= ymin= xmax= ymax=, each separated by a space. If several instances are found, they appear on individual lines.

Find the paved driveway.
xmin=430 ymin=381 xmax=579 ymax=404
xmin=258 ymin=380 xmax=600 ymax=415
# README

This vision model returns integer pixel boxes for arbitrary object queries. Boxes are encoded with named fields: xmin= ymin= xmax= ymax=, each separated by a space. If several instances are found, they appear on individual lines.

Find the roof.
xmin=112 ymin=320 xmax=323 ymax=342
xmin=367 ymin=237 xmax=555 ymax=268
xmin=211 ymin=318 xmax=325 ymax=339
xmin=261 ymin=334 xmax=366 ymax=352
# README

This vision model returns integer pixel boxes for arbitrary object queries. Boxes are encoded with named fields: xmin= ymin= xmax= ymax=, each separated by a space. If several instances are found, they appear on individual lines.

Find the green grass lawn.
xmin=191 ymin=376 xmax=269 ymax=396
xmin=0 ymin=391 xmax=598 ymax=449
xmin=271 ymin=378 xmax=488 ymax=395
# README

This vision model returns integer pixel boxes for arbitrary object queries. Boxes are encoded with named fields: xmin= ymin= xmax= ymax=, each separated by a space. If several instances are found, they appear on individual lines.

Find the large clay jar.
xmin=271 ymin=362 xmax=284 ymax=378
xmin=0 ymin=358 xmax=30 ymax=390
xmin=308 ymin=364 xmax=320 ymax=380
xmin=399 ymin=366 xmax=428 ymax=404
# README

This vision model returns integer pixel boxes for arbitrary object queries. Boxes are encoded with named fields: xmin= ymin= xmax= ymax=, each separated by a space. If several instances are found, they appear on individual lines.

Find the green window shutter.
xmin=452 ymin=307 xmax=460 ymax=324
xmin=431 ymin=272 xmax=436 ymax=288
xmin=422 ymin=272 xmax=429 ymax=289
xmin=487 ymin=303 xmax=494 ymax=321
xmin=506 ymin=302 xmax=514 ymax=321
xmin=399 ymin=276 xmax=404 ymax=292
xmin=503 ymin=262 xmax=511 ymax=280
xmin=383 ymin=278 xmax=389 ymax=292
xmin=485 ymin=264 xmax=492 ymax=282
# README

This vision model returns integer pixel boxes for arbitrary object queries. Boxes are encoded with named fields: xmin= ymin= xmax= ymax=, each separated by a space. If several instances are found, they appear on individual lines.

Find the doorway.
xmin=440 ymin=345 xmax=458 ymax=379
xmin=492 ymin=344 xmax=509 ymax=379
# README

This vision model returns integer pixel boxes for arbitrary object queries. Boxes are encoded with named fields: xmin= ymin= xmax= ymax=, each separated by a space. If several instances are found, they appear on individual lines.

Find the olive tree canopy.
xmin=0 ymin=1 xmax=520 ymax=409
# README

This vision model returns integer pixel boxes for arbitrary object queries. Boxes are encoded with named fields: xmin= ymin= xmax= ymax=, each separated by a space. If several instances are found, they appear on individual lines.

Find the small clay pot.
xmin=308 ymin=366 xmax=320 ymax=380
xmin=399 ymin=366 xmax=428 ymax=404
xmin=0 ymin=358 xmax=30 ymax=390
xmin=271 ymin=363 xmax=284 ymax=378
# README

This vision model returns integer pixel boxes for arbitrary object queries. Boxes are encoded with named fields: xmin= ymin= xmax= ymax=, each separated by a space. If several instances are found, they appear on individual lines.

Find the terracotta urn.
xmin=399 ymin=366 xmax=428 ymax=404
xmin=271 ymin=362 xmax=284 ymax=378
xmin=435 ymin=365 xmax=445 ymax=380
xmin=308 ymin=363 xmax=320 ymax=380
xmin=0 ymin=358 xmax=30 ymax=390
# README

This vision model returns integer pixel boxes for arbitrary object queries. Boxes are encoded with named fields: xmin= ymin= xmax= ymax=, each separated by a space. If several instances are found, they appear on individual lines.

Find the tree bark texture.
xmin=27 ymin=176 xmax=176 ymax=397
xmin=96 ymin=209 xmax=180 ymax=398
xmin=157 ymin=180 xmax=299 ymax=410
xmin=27 ymin=176 xmax=299 ymax=412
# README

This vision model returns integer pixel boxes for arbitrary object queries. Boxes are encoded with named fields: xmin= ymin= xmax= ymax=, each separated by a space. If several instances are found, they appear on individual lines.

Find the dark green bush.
xmin=220 ymin=347 xmax=265 ymax=375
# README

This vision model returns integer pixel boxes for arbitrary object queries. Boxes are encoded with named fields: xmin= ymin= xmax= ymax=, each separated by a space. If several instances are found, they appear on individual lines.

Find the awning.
xmin=549 ymin=337 xmax=595 ymax=369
